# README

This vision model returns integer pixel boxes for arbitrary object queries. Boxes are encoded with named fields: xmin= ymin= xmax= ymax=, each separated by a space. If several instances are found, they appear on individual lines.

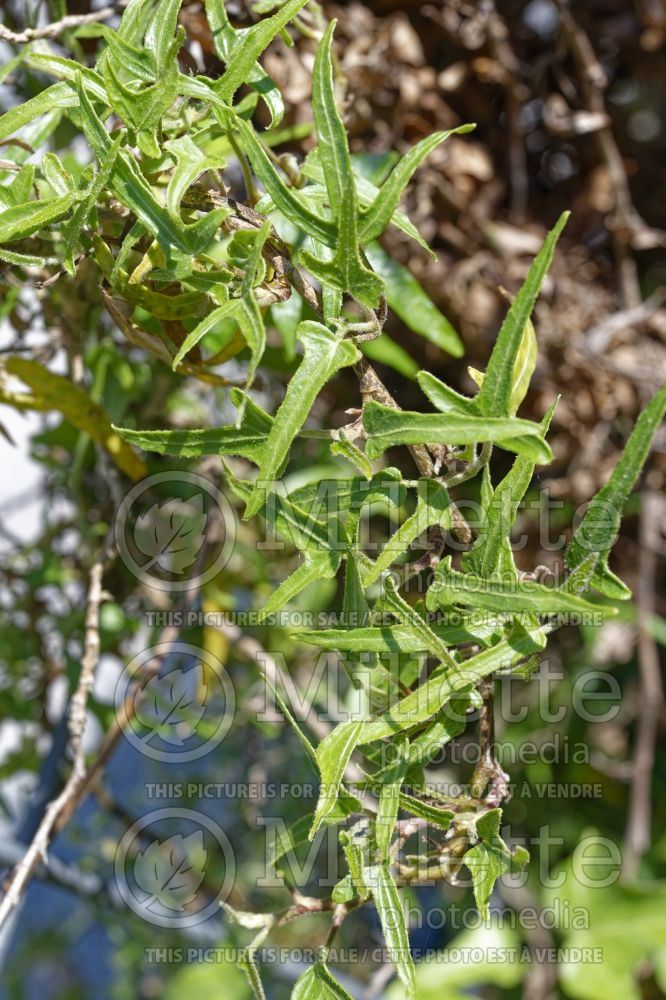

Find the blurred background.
xmin=0 ymin=0 xmax=665 ymax=998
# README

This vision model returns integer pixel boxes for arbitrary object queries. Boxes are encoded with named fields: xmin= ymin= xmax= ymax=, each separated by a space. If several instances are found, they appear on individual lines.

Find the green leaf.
xmin=40 ymin=155 xmax=73 ymax=198
xmin=0 ymin=82 xmax=79 ymax=143
xmin=62 ymin=136 xmax=123 ymax=272
xmin=262 ymin=673 xmax=317 ymax=768
xmin=98 ymin=27 xmax=157 ymax=82
xmin=223 ymin=463 xmax=334 ymax=555
xmin=404 ymin=694 xmax=477 ymax=771
xmin=463 ymin=809 xmax=529 ymax=919
xmin=204 ymin=0 xmax=284 ymax=126
xmin=234 ymin=117 xmax=336 ymax=246
xmin=94 ymin=234 xmax=212 ymax=319
xmin=0 ymin=248 xmax=55 ymax=267
xmin=364 ymin=862 xmax=416 ymax=999
xmin=258 ymin=548 xmax=341 ymax=622
xmin=358 ymin=622 xmax=547 ymax=743
xmin=360 ymin=333 xmax=419 ymax=381
xmin=171 ymin=298 xmax=237 ymax=369
xmin=463 ymin=840 xmax=506 ymax=920
xmin=310 ymin=719 xmax=364 ymax=838
xmin=462 ymin=400 xmax=557 ymax=580
xmin=417 ymin=370 xmax=479 ymax=417
xmin=145 ymin=0 xmax=183 ymax=72
xmin=244 ymin=322 xmax=359 ymax=518
xmin=379 ymin=576 xmax=458 ymax=670
xmin=363 ymin=401 xmax=552 ymax=464
xmin=298 ymin=22 xmax=383 ymax=307
xmin=331 ymin=430 xmax=373 ymax=478
xmin=396 ymin=793 xmax=455 ymax=829
xmin=302 ymin=150 xmax=432 ymax=253
xmin=27 ymin=51 xmax=109 ymax=102
xmin=267 ymin=813 xmax=312 ymax=872
xmin=287 ymin=469 xmax=405 ymax=518
xmin=0 ymin=192 xmax=81 ymax=244
xmin=101 ymin=33 xmax=180 ymax=134
xmin=0 ymin=164 xmax=36 ymax=210
xmin=293 ymin=614 xmax=506 ymax=654
xmin=310 ymin=21 xmax=348 ymax=218
xmin=230 ymin=221 xmax=272 ymax=398
xmin=476 ymin=212 xmax=569 ymax=417
xmin=114 ymin=392 xmax=274 ymax=464
xmin=75 ymin=75 xmax=190 ymax=253
xmin=564 ymin=384 xmax=666 ymax=599
xmin=427 ymin=556 xmax=608 ymax=617
xmin=331 ymin=873 xmax=356 ymax=903
xmin=292 ymin=964 xmax=354 ymax=1000
xmin=165 ymin=135 xmax=221 ymax=220
xmin=359 ymin=125 xmax=475 ymax=244
xmin=365 ymin=243 xmax=463 ymax=358
xmin=340 ymin=826 xmax=370 ymax=901
xmin=214 ymin=0 xmax=310 ymax=106
xmin=468 ymin=315 xmax=537 ymax=416
xmin=299 ymin=190 xmax=383 ymax=308
xmin=363 ymin=478 xmax=452 ymax=586
xmin=376 ymin=738 xmax=410 ymax=858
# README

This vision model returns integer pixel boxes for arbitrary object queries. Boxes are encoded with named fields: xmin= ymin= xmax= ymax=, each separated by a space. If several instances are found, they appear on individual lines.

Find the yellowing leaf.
xmin=1 ymin=357 xmax=147 ymax=480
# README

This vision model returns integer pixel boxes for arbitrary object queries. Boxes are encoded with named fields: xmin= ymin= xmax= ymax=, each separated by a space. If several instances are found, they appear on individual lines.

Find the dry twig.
xmin=0 ymin=544 xmax=113 ymax=927
xmin=0 ymin=7 xmax=117 ymax=44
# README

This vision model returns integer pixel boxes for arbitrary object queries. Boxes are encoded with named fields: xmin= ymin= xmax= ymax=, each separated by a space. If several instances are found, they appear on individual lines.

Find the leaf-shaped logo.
xmin=134 ymin=494 xmax=206 ymax=575
xmin=133 ymin=830 xmax=207 ymax=913
xmin=134 ymin=665 xmax=207 ymax=747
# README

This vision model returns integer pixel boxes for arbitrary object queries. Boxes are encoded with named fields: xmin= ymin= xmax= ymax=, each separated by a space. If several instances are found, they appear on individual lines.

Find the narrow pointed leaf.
xmin=427 ymin=556 xmax=607 ymax=617
xmin=358 ymin=623 xmax=547 ymax=743
xmin=364 ymin=862 xmax=416 ymax=999
xmin=245 ymin=322 xmax=359 ymax=518
xmin=310 ymin=720 xmax=364 ymax=838
xmin=292 ymin=964 xmax=354 ymax=1000
xmin=381 ymin=575 xmax=458 ymax=669
xmin=75 ymin=75 xmax=189 ymax=252
xmin=235 ymin=117 xmax=336 ymax=246
xmin=363 ymin=401 xmax=552 ymax=463
xmin=3 ymin=358 xmax=147 ymax=480
xmin=293 ymin=614 xmax=506 ymax=654
xmin=311 ymin=21 xmax=349 ymax=217
xmin=114 ymin=394 xmax=273 ymax=464
xmin=363 ymin=478 xmax=451 ymax=586
xmin=204 ymin=0 xmax=284 ymax=126
xmin=417 ymin=370 xmax=478 ymax=416
xmin=366 ymin=243 xmax=463 ymax=357
xmin=565 ymin=384 xmax=666 ymax=598
xmin=300 ymin=187 xmax=383 ymax=308
xmin=463 ymin=400 xmax=557 ymax=579
xmin=376 ymin=739 xmax=410 ymax=858
xmin=359 ymin=125 xmax=475 ymax=243
xmin=0 ymin=82 xmax=78 ymax=142
xmin=171 ymin=299 xmax=237 ymax=370
xmin=257 ymin=548 xmax=341 ymax=622
xmin=301 ymin=152 xmax=432 ymax=253
xmin=215 ymin=0 xmax=310 ymax=105
xmin=223 ymin=462 xmax=334 ymax=555
xmin=477 ymin=212 xmax=568 ymax=417
xmin=0 ymin=191 xmax=81 ymax=244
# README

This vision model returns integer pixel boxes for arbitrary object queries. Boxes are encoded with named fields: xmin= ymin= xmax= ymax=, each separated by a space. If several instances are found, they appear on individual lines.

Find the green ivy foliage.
xmin=0 ymin=2 xmax=664 ymax=998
